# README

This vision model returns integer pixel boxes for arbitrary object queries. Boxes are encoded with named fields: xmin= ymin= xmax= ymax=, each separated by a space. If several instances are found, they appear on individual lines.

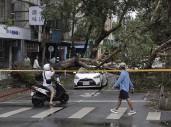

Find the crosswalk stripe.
xmin=31 ymin=107 xmax=63 ymax=119
xmin=0 ymin=106 xmax=165 ymax=121
xmin=69 ymin=107 xmax=95 ymax=119
xmin=146 ymin=112 xmax=161 ymax=120
xmin=0 ymin=108 xmax=32 ymax=117
xmin=106 ymin=107 xmax=127 ymax=119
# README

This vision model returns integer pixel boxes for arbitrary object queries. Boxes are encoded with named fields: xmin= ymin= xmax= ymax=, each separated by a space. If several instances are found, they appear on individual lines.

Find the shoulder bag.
xmin=44 ymin=71 xmax=52 ymax=84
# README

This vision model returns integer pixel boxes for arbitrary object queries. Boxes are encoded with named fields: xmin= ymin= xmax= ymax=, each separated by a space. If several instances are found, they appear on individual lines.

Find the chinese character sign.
xmin=29 ymin=6 xmax=45 ymax=25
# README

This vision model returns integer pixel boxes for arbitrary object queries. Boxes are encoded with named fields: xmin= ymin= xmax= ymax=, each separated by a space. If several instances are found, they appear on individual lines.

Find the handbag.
xmin=44 ymin=71 xmax=51 ymax=84
xmin=129 ymin=87 xmax=134 ymax=94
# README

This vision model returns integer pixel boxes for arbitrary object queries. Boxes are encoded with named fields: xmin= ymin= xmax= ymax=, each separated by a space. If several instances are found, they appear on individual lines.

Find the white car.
xmin=73 ymin=67 xmax=108 ymax=88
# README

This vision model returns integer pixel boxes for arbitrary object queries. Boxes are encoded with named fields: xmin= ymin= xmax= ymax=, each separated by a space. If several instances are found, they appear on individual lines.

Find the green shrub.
xmin=11 ymin=61 xmax=36 ymax=88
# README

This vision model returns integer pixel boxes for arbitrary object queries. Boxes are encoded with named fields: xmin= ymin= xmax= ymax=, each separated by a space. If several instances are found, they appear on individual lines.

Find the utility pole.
xmin=38 ymin=0 xmax=42 ymax=43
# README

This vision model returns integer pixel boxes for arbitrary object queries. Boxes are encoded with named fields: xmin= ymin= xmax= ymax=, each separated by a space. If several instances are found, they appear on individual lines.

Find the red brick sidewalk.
xmin=0 ymin=87 xmax=29 ymax=99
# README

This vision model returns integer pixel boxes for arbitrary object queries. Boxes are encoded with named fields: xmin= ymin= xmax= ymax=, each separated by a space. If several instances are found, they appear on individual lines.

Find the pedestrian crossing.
xmin=146 ymin=112 xmax=161 ymax=120
xmin=31 ymin=107 xmax=63 ymax=119
xmin=69 ymin=107 xmax=95 ymax=119
xmin=0 ymin=108 xmax=31 ymax=118
xmin=0 ymin=106 xmax=167 ymax=121
xmin=106 ymin=107 xmax=127 ymax=119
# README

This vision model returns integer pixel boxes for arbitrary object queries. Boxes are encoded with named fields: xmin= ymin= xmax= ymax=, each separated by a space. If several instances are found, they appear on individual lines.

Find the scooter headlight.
xmin=56 ymin=77 xmax=60 ymax=82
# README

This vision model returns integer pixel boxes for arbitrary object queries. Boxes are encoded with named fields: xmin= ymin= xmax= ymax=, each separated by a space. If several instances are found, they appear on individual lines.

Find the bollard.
xmin=159 ymin=85 xmax=171 ymax=110
xmin=159 ymin=85 xmax=164 ymax=97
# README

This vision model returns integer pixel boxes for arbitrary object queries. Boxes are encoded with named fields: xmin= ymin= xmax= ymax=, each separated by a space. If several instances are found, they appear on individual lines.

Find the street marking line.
xmin=0 ymin=108 xmax=32 ymax=117
xmin=69 ymin=107 xmax=95 ymax=119
xmin=31 ymin=107 xmax=63 ymax=119
xmin=106 ymin=107 xmax=127 ymax=119
xmin=80 ymin=92 xmax=96 ymax=97
xmin=71 ymin=100 xmax=149 ymax=103
xmin=146 ymin=112 xmax=161 ymax=120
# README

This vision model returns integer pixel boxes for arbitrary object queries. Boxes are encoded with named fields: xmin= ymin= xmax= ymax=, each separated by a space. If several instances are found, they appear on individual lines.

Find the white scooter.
xmin=30 ymin=76 xmax=69 ymax=107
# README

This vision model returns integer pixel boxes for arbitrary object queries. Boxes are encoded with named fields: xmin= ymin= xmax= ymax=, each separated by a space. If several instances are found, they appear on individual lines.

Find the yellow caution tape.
xmin=0 ymin=69 xmax=171 ymax=72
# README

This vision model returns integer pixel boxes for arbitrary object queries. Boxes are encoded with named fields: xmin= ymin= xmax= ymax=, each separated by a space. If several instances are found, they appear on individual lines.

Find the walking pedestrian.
xmin=111 ymin=62 xmax=136 ymax=115
xmin=33 ymin=56 xmax=40 ymax=69
xmin=24 ymin=55 xmax=31 ymax=67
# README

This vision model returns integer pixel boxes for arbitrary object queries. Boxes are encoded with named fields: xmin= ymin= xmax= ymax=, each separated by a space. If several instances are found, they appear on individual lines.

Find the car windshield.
xmin=77 ymin=67 xmax=88 ymax=73
xmin=77 ymin=67 xmax=97 ymax=73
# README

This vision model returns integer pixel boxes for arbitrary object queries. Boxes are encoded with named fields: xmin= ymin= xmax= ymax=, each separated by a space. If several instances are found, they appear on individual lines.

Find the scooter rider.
xmin=43 ymin=63 xmax=55 ymax=106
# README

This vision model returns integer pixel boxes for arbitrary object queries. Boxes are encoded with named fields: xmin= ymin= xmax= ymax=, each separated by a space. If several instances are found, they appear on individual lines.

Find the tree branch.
xmin=107 ymin=0 xmax=131 ymax=34
xmin=93 ymin=0 xmax=131 ymax=48
xmin=150 ymin=0 xmax=162 ymax=23
xmin=145 ymin=38 xmax=171 ymax=68
xmin=95 ymin=47 xmax=121 ymax=69
xmin=157 ymin=52 xmax=171 ymax=56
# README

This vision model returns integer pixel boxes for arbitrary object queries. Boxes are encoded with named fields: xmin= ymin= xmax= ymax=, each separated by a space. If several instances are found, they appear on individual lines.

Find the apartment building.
xmin=0 ymin=0 xmax=34 ymax=69
xmin=0 ymin=0 xmax=71 ymax=70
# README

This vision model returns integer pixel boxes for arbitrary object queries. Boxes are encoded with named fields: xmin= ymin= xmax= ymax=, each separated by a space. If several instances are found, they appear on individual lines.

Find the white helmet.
xmin=43 ymin=64 xmax=50 ymax=71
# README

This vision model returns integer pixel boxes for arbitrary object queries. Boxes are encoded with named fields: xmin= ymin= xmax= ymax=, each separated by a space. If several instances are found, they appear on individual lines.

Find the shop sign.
xmin=27 ymin=43 xmax=39 ymax=52
xmin=52 ymin=29 xmax=62 ymax=43
xmin=0 ymin=25 xmax=31 ymax=40
xmin=29 ymin=6 xmax=45 ymax=25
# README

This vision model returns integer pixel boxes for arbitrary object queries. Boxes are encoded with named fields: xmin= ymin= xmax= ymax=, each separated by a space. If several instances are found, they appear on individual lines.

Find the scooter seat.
xmin=38 ymin=85 xmax=51 ymax=92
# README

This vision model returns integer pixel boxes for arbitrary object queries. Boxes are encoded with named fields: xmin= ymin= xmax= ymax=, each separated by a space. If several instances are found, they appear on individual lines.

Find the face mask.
xmin=120 ymin=66 xmax=125 ymax=70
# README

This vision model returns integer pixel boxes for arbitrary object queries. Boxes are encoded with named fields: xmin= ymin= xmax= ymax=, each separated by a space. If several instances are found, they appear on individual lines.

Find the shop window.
xmin=13 ymin=1 xmax=22 ymax=17
xmin=0 ymin=41 xmax=4 ymax=58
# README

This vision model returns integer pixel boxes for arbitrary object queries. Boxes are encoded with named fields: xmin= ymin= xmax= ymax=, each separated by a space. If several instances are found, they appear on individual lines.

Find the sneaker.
xmin=49 ymin=102 xmax=56 ymax=107
xmin=127 ymin=110 xmax=136 ymax=115
xmin=111 ymin=109 xmax=118 ymax=113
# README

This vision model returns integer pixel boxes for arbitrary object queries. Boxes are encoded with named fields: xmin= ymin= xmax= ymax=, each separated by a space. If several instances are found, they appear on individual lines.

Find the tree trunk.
xmin=71 ymin=14 xmax=76 ymax=57
xmin=52 ymin=57 xmax=90 ymax=70
xmin=83 ymin=25 xmax=93 ymax=56
xmin=90 ymin=0 xmax=130 ymax=58
xmin=41 ymin=25 xmax=46 ymax=67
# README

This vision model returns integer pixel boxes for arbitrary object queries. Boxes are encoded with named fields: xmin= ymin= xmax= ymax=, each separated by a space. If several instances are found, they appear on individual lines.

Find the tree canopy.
xmin=41 ymin=0 xmax=171 ymax=69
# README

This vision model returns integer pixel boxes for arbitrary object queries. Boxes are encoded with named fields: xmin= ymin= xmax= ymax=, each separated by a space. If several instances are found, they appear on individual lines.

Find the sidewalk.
xmin=0 ymin=87 xmax=29 ymax=102
xmin=0 ymin=75 xmax=73 ymax=101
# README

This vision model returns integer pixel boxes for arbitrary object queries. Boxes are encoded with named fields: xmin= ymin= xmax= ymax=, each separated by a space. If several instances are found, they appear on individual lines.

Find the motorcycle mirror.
xmin=56 ymin=77 xmax=60 ymax=82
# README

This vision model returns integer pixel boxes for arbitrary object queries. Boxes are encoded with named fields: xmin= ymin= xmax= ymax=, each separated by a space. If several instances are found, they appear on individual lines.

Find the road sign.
xmin=29 ymin=6 xmax=45 ymax=25
xmin=48 ymin=46 xmax=54 ymax=52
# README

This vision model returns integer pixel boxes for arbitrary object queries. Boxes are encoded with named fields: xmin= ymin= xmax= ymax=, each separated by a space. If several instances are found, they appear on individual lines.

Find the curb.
xmin=0 ymin=88 xmax=29 ymax=98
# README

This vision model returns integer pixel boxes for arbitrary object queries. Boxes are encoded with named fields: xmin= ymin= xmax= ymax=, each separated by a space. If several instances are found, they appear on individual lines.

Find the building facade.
xmin=0 ymin=0 xmax=70 ymax=70
xmin=0 ymin=0 xmax=33 ymax=69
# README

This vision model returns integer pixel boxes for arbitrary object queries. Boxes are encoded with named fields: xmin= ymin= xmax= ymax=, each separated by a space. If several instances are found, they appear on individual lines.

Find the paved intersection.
xmin=0 ymin=90 xmax=170 ymax=127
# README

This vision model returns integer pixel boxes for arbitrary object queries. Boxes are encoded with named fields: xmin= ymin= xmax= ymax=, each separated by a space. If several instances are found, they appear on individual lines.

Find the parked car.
xmin=73 ymin=67 xmax=108 ymax=88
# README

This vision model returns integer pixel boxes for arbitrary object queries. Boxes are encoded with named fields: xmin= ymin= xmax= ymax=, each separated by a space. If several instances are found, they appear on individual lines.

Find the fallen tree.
xmin=145 ymin=38 xmax=171 ymax=69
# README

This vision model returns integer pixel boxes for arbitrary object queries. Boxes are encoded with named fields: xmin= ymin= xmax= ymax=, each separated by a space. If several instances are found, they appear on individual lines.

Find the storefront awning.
xmin=0 ymin=24 xmax=31 ymax=40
